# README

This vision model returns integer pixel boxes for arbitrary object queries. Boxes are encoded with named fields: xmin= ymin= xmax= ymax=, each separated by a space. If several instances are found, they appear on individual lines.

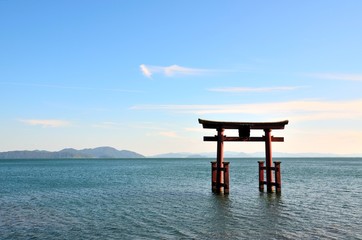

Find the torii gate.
xmin=199 ymin=118 xmax=288 ymax=194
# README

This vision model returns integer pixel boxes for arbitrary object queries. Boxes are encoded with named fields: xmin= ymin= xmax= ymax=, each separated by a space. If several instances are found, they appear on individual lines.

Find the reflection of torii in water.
xmin=199 ymin=118 xmax=289 ymax=194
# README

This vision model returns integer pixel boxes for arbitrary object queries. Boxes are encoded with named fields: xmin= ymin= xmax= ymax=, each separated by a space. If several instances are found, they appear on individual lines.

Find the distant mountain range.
xmin=149 ymin=151 xmax=362 ymax=158
xmin=0 ymin=147 xmax=145 ymax=159
xmin=0 ymin=147 xmax=361 ymax=159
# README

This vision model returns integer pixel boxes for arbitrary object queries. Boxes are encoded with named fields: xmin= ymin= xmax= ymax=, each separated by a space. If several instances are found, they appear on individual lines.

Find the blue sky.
xmin=1 ymin=1 xmax=362 ymax=155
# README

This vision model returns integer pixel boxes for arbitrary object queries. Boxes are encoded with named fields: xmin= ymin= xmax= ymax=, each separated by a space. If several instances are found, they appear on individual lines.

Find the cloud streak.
xmin=208 ymin=86 xmax=303 ymax=93
xmin=131 ymin=99 xmax=362 ymax=121
xmin=158 ymin=131 xmax=179 ymax=138
xmin=140 ymin=64 xmax=213 ymax=78
xmin=19 ymin=119 xmax=71 ymax=128
xmin=308 ymin=73 xmax=362 ymax=81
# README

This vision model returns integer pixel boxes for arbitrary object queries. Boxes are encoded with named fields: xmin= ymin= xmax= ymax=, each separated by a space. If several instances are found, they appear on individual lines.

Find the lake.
xmin=1 ymin=158 xmax=361 ymax=239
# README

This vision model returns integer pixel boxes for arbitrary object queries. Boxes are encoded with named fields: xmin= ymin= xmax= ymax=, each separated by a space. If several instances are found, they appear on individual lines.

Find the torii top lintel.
xmin=199 ymin=118 xmax=288 ymax=142
xmin=198 ymin=118 xmax=289 ymax=130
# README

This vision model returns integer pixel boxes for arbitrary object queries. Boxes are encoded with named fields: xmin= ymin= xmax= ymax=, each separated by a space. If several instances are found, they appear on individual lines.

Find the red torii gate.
xmin=199 ymin=118 xmax=289 ymax=194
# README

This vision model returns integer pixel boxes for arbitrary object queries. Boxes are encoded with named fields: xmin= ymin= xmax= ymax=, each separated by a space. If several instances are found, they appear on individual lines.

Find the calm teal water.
xmin=1 ymin=158 xmax=361 ymax=239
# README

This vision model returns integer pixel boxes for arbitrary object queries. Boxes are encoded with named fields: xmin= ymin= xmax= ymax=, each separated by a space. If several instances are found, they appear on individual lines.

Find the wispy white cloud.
xmin=208 ymin=86 xmax=303 ymax=93
xmin=140 ymin=64 xmax=213 ymax=78
xmin=140 ymin=64 xmax=153 ymax=78
xmin=19 ymin=119 xmax=71 ymax=128
xmin=159 ymin=131 xmax=179 ymax=138
xmin=307 ymin=73 xmax=362 ymax=81
xmin=131 ymin=99 xmax=362 ymax=121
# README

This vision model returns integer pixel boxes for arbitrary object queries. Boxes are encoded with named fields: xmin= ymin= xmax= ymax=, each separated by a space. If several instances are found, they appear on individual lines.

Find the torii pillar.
xmin=199 ymin=119 xmax=288 ymax=194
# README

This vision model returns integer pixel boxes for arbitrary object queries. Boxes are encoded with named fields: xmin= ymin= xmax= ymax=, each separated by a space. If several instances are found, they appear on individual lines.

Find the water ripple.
xmin=1 ymin=158 xmax=361 ymax=239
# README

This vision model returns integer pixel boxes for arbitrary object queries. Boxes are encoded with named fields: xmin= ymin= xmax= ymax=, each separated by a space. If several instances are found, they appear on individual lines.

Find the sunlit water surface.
xmin=1 ymin=158 xmax=361 ymax=239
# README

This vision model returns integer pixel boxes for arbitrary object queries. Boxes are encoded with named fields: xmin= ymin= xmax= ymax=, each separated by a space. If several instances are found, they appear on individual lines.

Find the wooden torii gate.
xmin=199 ymin=118 xmax=288 ymax=194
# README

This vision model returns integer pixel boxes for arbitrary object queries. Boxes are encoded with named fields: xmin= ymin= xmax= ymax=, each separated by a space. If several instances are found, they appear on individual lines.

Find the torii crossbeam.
xmin=199 ymin=118 xmax=289 ymax=194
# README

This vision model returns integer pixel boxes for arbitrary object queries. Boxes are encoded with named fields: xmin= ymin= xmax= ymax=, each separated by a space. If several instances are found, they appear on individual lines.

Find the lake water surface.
xmin=1 ymin=158 xmax=361 ymax=239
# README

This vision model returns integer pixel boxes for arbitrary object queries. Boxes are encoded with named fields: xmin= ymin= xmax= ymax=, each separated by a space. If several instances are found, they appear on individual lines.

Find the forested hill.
xmin=0 ymin=147 xmax=145 ymax=159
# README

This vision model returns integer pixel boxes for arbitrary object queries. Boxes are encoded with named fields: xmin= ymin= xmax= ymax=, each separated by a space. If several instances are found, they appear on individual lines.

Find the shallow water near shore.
xmin=1 ymin=158 xmax=361 ymax=239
